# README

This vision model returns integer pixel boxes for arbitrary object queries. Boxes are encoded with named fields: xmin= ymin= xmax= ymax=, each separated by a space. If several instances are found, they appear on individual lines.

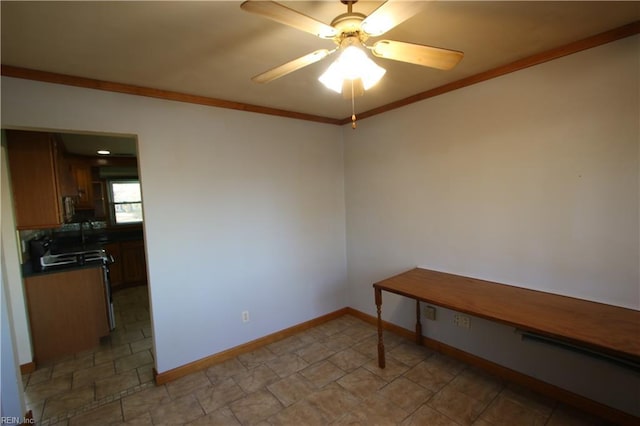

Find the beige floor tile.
xmin=546 ymin=405 xmax=612 ymax=426
xmin=237 ymin=347 xmax=277 ymax=369
xmin=95 ymin=369 xmax=140 ymax=400
xmin=363 ymin=356 xmax=410 ymax=381
xmin=502 ymin=384 xmax=556 ymax=416
xmin=115 ymin=350 xmax=153 ymax=373
xmin=479 ymin=391 xmax=551 ymax=425
xmin=333 ymin=393 xmax=409 ymax=425
xmin=229 ymin=389 xmax=283 ymax=424
xmin=94 ymin=343 xmax=133 ymax=365
xmin=401 ymin=404 xmax=460 ymax=426
xmin=266 ymin=353 xmax=309 ymax=379
xmin=205 ymin=358 xmax=248 ymax=383
xmin=51 ymin=355 xmax=94 ymax=379
xmin=305 ymin=383 xmax=361 ymax=423
xmin=329 ymin=347 xmax=371 ymax=372
xmin=150 ymin=393 xmax=205 ymax=425
xmin=109 ymin=329 xmax=145 ymax=346
xmin=267 ymin=373 xmax=316 ymax=407
xmin=234 ymin=364 xmax=280 ymax=393
xmin=136 ymin=363 xmax=155 ymax=383
xmin=337 ymin=367 xmax=387 ymax=400
xmin=319 ymin=333 xmax=355 ymax=352
xmin=130 ymin=337 xmax=153 ymax=353
xmin=266 ymin=335 xmax=308 ymax=355
xmin=117 ymin=411 xmax=153 ymax=425
xmin=187 ymin=406 xmax=241 ymax=425
xmin=68 ymin=400 xmax=122 ymax=425
xmin=121 ymin=384 xmax=170 ymax=421
xmin=295 ymin=341 xmax=336 ymax=364
xmin=24 ymin=374 xmax=72 ymax=405
xmin=196 ymin=377 xmax=245 ymax=413
xmin=42 ymin=385 xmax=95 ymax=419
xmin=388 ymin=342 xmax=435 ymax=367
xmin=340 ymin=323 xmax=377 ymax=342
xmin=352 ymin=336 xmax=381 ymax=359
xmin=25 ymin=365 xmax=53 ymax=386
xmin=428 ymin=385 xmax=489 ymax=425
xmin=72 ymin=361 xmax=115 ymax=388
xmin=268 ymin=399 xmax=328 ymax=425
xmin=376 ymin=376 xmax=433 ymax=413
xmin=165 ymin=370 xmax=211 ymax=399
xmin=300 ymin=360 xmax=345 ymax=388
xmin=405 ymin=359 xmax=457 ymax=393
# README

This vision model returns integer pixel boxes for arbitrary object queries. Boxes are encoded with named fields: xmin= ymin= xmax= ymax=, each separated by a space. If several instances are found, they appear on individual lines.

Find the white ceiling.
xmin=1 ymin=1 xmax=639 ymax=123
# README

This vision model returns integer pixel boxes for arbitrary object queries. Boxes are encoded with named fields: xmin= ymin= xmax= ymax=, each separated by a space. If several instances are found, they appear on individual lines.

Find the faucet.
xmin=80 ymin=219 xmax=94 ymax=245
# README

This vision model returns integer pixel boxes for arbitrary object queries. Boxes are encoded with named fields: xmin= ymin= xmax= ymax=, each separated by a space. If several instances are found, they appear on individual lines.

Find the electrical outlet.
xmin=241 ymin=311 xmax=250 ymax=323
xmin=454 ymin=314 xmax=470 ymax=329
xmin=424 ymin=305 xmax=436 ymax=321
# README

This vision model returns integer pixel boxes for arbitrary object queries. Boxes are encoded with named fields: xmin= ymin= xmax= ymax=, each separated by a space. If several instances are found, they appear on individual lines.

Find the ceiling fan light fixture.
xmin=318 ymin=45 xmax=386 ymax=94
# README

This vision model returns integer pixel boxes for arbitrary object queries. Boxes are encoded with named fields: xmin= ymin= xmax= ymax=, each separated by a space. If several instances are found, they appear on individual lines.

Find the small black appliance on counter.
xmin=28 ymin=236 xmax=51 ymax=272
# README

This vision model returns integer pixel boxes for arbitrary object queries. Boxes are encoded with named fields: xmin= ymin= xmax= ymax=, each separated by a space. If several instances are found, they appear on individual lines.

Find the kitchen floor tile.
xmin=68 ymin=400 xmax=122 ymax=426
xmin=95 ymin=369 xmax=140 ymax=400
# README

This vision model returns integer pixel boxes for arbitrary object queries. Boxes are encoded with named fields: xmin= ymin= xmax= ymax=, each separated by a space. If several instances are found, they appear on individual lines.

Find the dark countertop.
xmin=22 ymin=260 xmax=104 ymax=278
xmin=23 ymin=228 xmax=143 ymax=278
xmin=50 ymin=228 xmax=143 ymax=254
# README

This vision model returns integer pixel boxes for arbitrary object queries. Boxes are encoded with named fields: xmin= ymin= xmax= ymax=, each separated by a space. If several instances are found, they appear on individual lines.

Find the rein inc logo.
xmin=1 ymin=417 xmax=35 ymax=425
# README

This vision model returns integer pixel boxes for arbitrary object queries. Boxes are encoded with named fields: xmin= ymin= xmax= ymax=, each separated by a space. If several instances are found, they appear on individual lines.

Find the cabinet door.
xmin=24 ymin=267 xmax=109 ymax=363
xmin=121 ymin=240 xmax=147 ymax=285
xmin=6 ymin=130 xmax=63 ymax=229
xmin=105 ymin=242 xmax=124 ymax=288
xmin=55 ymin=138 xmax=76 ymax=198
xmin=73 ymin=163 xmax=94 ymax=209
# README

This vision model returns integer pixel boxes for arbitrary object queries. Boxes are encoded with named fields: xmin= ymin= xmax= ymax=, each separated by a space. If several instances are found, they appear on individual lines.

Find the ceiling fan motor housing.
xmin=331 ymin=12 xmax=368 ymax=45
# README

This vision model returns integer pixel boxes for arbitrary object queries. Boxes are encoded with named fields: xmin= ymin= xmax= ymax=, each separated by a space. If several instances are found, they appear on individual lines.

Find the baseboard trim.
xmin=154 ymin=307 xmax=349 ymax=385
xmin=346 ymin=307 xmax=639 ymax=426
xmin=20 ymin=362 xmax=36 ymax=375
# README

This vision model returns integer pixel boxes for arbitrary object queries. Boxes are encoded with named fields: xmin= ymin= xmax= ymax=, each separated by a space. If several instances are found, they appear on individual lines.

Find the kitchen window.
xmin=109 ymin=180 xmax=143 ymax=224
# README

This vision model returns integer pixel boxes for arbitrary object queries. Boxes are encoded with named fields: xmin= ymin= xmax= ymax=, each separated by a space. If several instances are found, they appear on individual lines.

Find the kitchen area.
xmin=3 ymin=129 xmax=153 ymax=422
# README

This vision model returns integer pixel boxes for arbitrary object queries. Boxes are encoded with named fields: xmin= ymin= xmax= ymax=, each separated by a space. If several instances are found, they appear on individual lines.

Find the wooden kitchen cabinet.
xmin=24 ymin=267 xmax=110 ymax=363
xmin=105 ymin=239 xmax=147 ymax=290
xmin=72 ymin=162 xmax=94 ymax=209
xmin=121 ymin=240 xmax=147 ymax=286
xmin=6 ymin=130 xmax=69 ymax=229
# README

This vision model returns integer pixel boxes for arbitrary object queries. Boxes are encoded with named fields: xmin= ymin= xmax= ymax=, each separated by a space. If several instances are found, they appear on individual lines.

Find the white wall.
xmin=0 ymin=78 xmax=347 ymax=373
xmin=1 ymin=137 xmax=33 ymax=366
xmin=344 ymin=35 xmax=639 ymax=415
xmin=1 ymin=266 xmax=26 ymax=425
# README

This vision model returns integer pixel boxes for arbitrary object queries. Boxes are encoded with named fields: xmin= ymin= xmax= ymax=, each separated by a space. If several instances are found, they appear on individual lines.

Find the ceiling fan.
xmin=240 ymin=0 xmax=464 ymax=99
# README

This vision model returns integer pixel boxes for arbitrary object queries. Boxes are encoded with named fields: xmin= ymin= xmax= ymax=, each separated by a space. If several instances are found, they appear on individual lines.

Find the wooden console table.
xmin=373 ymin=268 xmax=640 ymax=369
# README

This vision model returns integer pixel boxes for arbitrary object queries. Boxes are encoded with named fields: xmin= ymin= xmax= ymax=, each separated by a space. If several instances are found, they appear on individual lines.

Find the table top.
xmin=374 ymin=268 xmax=640 ymax=361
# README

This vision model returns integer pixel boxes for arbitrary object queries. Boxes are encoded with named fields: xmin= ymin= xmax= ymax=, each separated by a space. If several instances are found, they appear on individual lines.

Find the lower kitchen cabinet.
xmin=106 ymin=239 xmax=147 ymax=290
xmin=24 ymin=267 xmax=109 ymax=364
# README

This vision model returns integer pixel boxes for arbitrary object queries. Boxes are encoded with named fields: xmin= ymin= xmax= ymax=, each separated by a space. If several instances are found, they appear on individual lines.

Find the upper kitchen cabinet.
xmin=6 ymin=130 xmax=72 ymax=229
xmin=70 ymin=160 xmax=94 ymax=210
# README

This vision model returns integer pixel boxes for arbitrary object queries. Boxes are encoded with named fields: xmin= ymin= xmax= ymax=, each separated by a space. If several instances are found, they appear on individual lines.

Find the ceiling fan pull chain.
xmin=351 ymin=79 xmax=357 ymax=129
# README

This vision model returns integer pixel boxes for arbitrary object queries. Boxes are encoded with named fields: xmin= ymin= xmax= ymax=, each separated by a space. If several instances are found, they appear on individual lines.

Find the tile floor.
xmin=22 ymin=286 xmax=612 ymax=425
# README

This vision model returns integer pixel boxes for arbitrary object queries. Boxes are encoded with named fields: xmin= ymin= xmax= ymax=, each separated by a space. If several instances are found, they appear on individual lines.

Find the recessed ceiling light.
xmin=97 ymin=150 xmax=111 ymax=155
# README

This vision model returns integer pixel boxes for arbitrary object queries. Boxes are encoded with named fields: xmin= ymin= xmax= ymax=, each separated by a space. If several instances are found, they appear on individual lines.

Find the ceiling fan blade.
xmin=241 ymin=1 xmax=337 ymax=39
xmin=372 ymin=40 xmax=463 ymax=70
xmin=361 ymin=0 xmax=424 ymax=37
xmin=251 ymin=49 xmax=333 ymax=84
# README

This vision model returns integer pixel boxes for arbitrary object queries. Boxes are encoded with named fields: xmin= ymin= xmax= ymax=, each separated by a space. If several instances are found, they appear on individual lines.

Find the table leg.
xmin=415 ymin=299 xmax=422 ymax=345
xmin=375 ymin=287 xmax=385 ymax=368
